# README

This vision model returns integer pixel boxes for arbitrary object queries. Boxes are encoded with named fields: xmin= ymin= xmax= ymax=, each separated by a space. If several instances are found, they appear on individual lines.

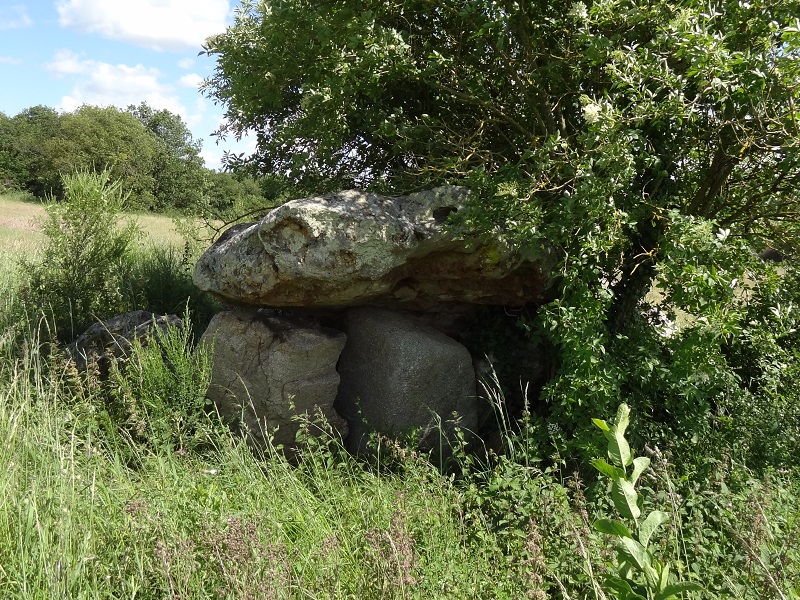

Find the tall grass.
xmin=1 ymin=320 xmax=795 ymax=598
xmin=0 ymin=323 xmax=550 ymax=598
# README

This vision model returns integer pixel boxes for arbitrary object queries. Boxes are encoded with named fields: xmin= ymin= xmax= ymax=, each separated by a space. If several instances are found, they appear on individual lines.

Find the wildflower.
xmin=583 ymin=103 xmax=602 ymax=124
xmin=568 ymin=2 xmax=588 ymax=20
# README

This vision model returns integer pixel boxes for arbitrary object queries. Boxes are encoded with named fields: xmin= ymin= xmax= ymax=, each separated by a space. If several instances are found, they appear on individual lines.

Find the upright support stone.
xmin=201 ymin=310 xmax=348 ymax=449
xmin=334 ymin=307 xmax=478 ymax=463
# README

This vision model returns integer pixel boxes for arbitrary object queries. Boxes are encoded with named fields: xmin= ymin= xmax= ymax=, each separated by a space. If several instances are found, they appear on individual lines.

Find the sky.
xmin=0 ymin=0 xmax=254 ymax=170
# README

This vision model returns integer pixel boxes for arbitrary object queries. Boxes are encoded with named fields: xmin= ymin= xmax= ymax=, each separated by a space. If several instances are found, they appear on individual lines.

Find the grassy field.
xmin=0 ymin=192 xmax=183 ymax=258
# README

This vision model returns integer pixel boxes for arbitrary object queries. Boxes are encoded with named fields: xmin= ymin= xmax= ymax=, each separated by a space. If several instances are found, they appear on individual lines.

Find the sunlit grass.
xmin=0 ymin=193 xmax=183 ymax=258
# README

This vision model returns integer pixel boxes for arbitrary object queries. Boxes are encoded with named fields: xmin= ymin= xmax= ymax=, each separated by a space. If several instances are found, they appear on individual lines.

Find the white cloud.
xmin=0 ymin=56 xmax=22 ymax=64
xmin=177 ymin=58 xmax=195 ymax=69
xmin=0 ymin=5 xmax=33 ymax=30
xmin=179 ymin=73 xmax=204 ymax=89
xmin=56 ymin=0 xmax=231 ymax=52
xmin=47 ymin=48 xmax=90 ymax=75
xmin=185 ymin=98 xmax=208 ymax=128
xmin=199 ymin=148 xmax=223 ymax=170
xmin=46 ymin=49 xmax=187 ymax=117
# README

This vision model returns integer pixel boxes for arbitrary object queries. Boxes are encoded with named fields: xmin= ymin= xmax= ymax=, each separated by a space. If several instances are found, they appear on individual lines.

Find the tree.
xmin=0 ymin=104 xmax=213 ymax=211
xmin=203 ymin=0 xmax=800 ymax=465
xmin=0 ymin=112 xmax=22 ymax=191
xmin=55 ymin=106 xmax=159 ymax=208
xmin=0 ymin=105 xmax=63 ymax=196
xmin=127 ymin=103 xmax=208 ymax=211
xmin=0 ymin=105 xmax=160 ymax=204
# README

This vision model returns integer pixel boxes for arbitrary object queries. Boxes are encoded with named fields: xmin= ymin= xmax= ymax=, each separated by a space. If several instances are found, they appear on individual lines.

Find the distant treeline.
xmin=0 ymin=103 xmax=287 ymax=216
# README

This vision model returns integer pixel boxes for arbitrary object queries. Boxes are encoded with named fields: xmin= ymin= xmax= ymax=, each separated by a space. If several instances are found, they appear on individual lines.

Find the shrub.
xmin=124 ymin=243 xmax=219 ymax=335
xmin=21 ymin=169 xmax=140 ymax=340
xmin=102 ymin=313 xmax=214 ymax=454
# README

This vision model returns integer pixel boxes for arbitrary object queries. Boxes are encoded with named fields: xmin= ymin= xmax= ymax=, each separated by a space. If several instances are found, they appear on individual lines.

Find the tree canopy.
xmin=204 ymin=0 xmax=800 ymax=244
xmin=204 ymin=0 xmax=800 ymax=464
xmin=127 ymin=102 xmax=206 ymax=211
xmin=0 ymin=103 xmax=276 ymax=216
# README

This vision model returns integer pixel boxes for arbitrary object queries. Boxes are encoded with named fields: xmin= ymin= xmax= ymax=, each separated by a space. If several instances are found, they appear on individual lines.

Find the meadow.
xmin=0 ymin=191 xmax=183 ymax=252
xmin=0 ymin=185 xmax=797 ymax=599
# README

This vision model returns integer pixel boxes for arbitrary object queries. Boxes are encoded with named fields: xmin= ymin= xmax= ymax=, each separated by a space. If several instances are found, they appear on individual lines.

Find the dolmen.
xmin=193 ymin=187 xmax=552 ymax=462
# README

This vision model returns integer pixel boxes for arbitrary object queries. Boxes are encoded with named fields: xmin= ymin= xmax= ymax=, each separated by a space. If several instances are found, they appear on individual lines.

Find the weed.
xmin=104 ymin=310 xmax=214 ymax=455
xmin=592 ymin=403 xmax=704 ymax=600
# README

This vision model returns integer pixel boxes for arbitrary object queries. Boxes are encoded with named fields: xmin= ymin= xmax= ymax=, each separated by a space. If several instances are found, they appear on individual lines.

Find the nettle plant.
xmin=591 ymin=404 xmax=703 ymax=600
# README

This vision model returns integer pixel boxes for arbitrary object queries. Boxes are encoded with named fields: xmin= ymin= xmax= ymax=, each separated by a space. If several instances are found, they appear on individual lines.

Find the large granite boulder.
xmin=334 ymin=307 xmax=478 ymax=461
xmin=201 ymin=310 xmax=348 ymax=448
xmin=193 ymin=187 xmax=550 ymax=310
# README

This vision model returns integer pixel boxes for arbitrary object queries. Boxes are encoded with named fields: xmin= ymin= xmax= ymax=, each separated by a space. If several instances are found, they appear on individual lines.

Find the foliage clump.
xmin=592 ymin=403 xmax=703 ymax=600
xmin=101 ymin=314 xmax=213 ymax=455
xmin=21 ymin=169 xmax=140 ymax=340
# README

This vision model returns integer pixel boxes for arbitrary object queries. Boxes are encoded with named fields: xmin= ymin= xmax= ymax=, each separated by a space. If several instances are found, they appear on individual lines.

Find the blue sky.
xmin=0 ymin=0 xmax=253 ymax=170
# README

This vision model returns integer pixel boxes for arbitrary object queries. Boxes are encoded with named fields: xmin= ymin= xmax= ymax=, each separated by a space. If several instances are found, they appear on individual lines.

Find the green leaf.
xmin=591 ymin=458 xmax=626 ymax=479
xmin=630 ymin=456 xmax=650 ymax=486
xmin=604 ymin=428 xmax=632 ymax=468
xmin=639 ymin=510 xmax=669 ymax=549
xmin=593 ymin=418 xmax=610 ymax=432
xmin=655 ymin=581 xmax=704 ymax=600
xmin=617 ymin=538 xmax=651 ymax=572
xmin=603 ymin=575 xmax=645 ymax=599
xmin=593 ymin=518 xmax=633 ymax=538
xmin=603 ymin=574 xmax=634 ymax=596
xmin=618 ymin=538 xmax=661 ymax=590
xmin=659 ymin=562 xmax=671 ymax=592
xmin=615 ymin=403 xmax=631 ymax=436
xmin=612 ymin=478 xmax=641 ymax=521
xmin=604 ymin=407 xmax=633 ymax=467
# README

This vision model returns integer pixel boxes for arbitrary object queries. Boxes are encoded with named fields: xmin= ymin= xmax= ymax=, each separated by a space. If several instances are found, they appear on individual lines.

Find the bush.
xmin=124 ymin=243 xmax=220 ymax=335
xmin=100 ymin=313 xmax=214 ymax=455
xmin=21 ymin=169 xmax=140 ymax=340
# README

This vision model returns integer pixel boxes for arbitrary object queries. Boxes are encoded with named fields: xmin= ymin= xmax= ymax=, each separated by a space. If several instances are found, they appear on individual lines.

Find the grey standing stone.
xmin=334 ymin=307 xmax=478 ymax=462
xmin=201 ymin=310 xmax=348 ymax=449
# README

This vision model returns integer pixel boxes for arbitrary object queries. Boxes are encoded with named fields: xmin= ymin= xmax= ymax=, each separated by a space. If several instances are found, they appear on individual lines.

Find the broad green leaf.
xmin=602 ymin=404 xmax=633 ymax=467
xmin=639 ymin=510 xmax=669 ymax=548
xmin=615 ymin=403 xmax=631 ymax=437
xmin=618 ymin=538 xmax=661 ymax=590
xmin=593 ymin=518 xmax=633 ymax=538
xmin=612 ymin=478 xmax=641 ymax=520
xmin=616 ymin=538 xmax=651 ymax=572
xmin=605 ymin=575 xmax=648 ymax=600
xmin=604 ymin=423 xmax=633 ymax=467
xmin=630 ymin=456 xmax=650 ymax=486
xmin=593 ymin=418 xmax=610 ymax=432
xmin=643 ymin=563 xmax=662 ymax=593
xmin=659 ymin=562 xmax=671 ymax=592
xmin=591 ymin=458 xmax=626 ymax=479
xmin=619 ymin=561 xmax=633 ymax=580
xmin=603 ymin=574 xmax=634 ymax=597
xmin=656 ymin=581 xmax=704 ymax=600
